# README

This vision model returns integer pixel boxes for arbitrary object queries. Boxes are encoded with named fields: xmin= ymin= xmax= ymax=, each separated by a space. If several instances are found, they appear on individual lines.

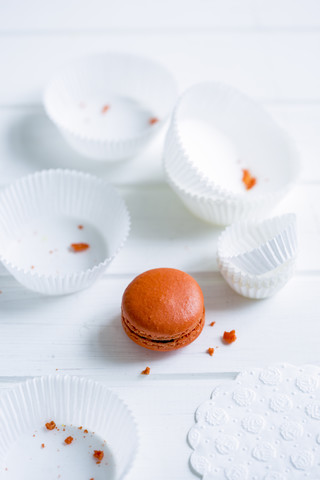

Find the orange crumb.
xmin=41 ymin=443 xmax=45 ymax=448
xmin=141 ymin=366 xmax=150 ymax=375
xmin=149 ymin=117 xmax=159 ymax=125
xmin=223 ymin=330 xmax=237 ymax=344
xmin=101 ymin=105 xmax=110 ymax=114
xmin=207 ymin=347 xmax=215 ymax=356
xmin=31 ymin=265 xmax=35 ymax=269
xmin=242 ymin=169 xmax=257 ymax=190
xmin=64 ymin=436 xmax=73 ymax=445
xmin=70 ymin=243 xmax=90 ymax=253
xmin=33 ymin=434 xmax=35 ymax=437
xmin=78 ymin=225 xmax=84 ymax=230
xmin=93 ymin=450 xmax=104 ymax=464
xmin=78 ymin=426 xmax=82 ymax=430
xmin=45 ymin=421 xmax=56 ymax=431
xmin=209 ymin=322 xmax=215 ymax=327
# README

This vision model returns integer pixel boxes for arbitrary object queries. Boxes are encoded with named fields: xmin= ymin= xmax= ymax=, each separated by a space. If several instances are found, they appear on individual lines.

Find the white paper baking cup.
xmin=217 ymin=215 xmax=298 ymax=299
xmin=164 ymin=134 xmax=277 ymax=226
xmin=0 ymin=169 xmax=130 ymax=295
xmin=163 ymin=82 xmax=300 ymax=225
xmin=220 ymin=213 xmax=297 ymax=275
xmin=44 ymin=52 xmax=177 ymax=161
xmin=0 ymin=375 xmax=138 ymax=480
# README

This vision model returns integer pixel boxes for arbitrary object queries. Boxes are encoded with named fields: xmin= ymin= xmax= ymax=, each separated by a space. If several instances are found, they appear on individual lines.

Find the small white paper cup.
xmin=44 ymin=52 xmax=177 ymax=161
xmin=0 ymin=375 xmax=138 ymax=480
xmin=220 ymin=213 xmax=297 ymax=275
xmin=217 ymin=215 xmax=298 ymax=299
xmin=164 ymin=143 xmax=278 ymax=226
xmin=163 ymin=82 xmax=300 ymax=225
xmin=0 ymin=169 xmax=130 ymax=295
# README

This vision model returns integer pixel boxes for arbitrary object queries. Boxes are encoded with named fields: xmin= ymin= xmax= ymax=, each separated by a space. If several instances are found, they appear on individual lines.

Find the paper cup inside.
xmin=0 ymin=375 xmax=138 ymax=480
xmin=0 ymin=170 xmax=130 ymax=294
xmin=44 ymin=52 xmax=177 ymax=160
xmin=172 ymin=82 xmax=300 ymax=199
xmin=219 ymin=214 xmax=297 ymax=275
xmin=217 ymin=215 xmax=298 ymax=298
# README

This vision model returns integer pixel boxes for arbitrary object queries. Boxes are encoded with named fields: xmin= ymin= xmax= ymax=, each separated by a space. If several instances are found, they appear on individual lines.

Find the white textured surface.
xmin=189 ymin=365 xmax=320 ymax=479
xmin=0 ymin=2 xmax=320 ymax=479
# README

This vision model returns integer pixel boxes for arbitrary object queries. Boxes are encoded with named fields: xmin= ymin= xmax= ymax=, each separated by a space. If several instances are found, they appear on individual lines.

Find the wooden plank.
xmin=0 ymin=0 xmax=319 ymax=31
xmin=0 ymin=32 xmax=320 ymax=105
xmin=0 ymin=272 xmax=319 ymax=379
xmin=0 ymin=180 xmax=318 ymax=274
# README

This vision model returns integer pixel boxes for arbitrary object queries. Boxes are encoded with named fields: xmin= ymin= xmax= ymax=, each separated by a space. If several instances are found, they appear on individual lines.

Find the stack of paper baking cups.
xmin=217 ymin=214 xmax=298 ymax=298
xmin=163 ymin=82 xmax=300 ymax=226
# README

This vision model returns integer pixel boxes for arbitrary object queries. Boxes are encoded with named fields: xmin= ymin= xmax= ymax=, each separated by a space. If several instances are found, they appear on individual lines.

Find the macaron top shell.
xmin=121 ymin=268 xmax=204 ymax=340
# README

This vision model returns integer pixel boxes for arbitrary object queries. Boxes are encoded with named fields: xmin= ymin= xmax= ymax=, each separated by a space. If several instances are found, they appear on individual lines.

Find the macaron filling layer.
xmin=122 ymin=308 xmax=205 ymax=345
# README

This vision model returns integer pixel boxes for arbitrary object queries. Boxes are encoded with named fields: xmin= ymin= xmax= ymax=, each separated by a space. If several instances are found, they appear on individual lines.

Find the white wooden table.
xmin=0 ymin=1 xmax=320 ymax=478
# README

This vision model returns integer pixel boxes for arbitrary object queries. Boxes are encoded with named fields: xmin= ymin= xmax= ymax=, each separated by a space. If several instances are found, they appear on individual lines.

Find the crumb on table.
xmin=141 ymin=366 xmax=150 ymax=375
xmin=45 ymin=421 xmax=56 ymax=431
xmin=207 ymin=347 xmax=215 ymax=356
xmin=64 ymin=436 xmax=73 ymax=445
xmin=242 ymin=169 xmax=257 ymax=190
xmin=101 ymin=104 xmax=110 ymax=114
xmin=223 ymin=330 xmax=237 ymax=344
xmin=209 ymin=321 xmax=215 ymax=327
xmin=149 ymin=117 xmax=159 ymax=125
xmin=41 ymin=443 xmax=45 ymax=448
xmin=93 ymin=450 xmax=104 ymax=464
xmin=70 ymin=243 xmax=90 ymax=253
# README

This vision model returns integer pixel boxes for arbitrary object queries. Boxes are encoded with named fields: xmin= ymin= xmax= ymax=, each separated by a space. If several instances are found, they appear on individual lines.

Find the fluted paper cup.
xmin=44 ymin=52 xmax=177 ymax=161
xmin=0 ymin=170 xmax=130 ymax=295
xmin=164 ymin=146 xmax=278 ymax=226
xmin=163 ymin=82 xmax=300 ymax=225
xmin=0 ymin=375 xmax=138 ymax=480
xmin=217 ymin=215 xmax=298 ymax=299
xmin=220 ymin=214 xmax=297 ymax=275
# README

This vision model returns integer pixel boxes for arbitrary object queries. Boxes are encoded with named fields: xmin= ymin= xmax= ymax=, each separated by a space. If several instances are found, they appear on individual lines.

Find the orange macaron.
xmin=121 ymin=268 xmax=205 ymax=351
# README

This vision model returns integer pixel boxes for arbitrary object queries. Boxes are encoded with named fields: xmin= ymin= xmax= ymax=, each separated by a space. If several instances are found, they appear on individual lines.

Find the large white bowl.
xmin=44 ymin=52 xmax=177 ymax=161
xmin=0 ymin=169 xmax=130 ymax=295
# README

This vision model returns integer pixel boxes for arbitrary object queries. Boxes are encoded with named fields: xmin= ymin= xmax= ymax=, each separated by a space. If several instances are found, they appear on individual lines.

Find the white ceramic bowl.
xmin=44 ymin=52 xmax=177 ymax=160
xmin=217 ymin=214 xmax=298 ymax=299
xmin=0 ymin=375 xmax=138 ymax=480
xmin=0 ymin=169 xmax=130 ymax=295
xmin=163 ymin=83 xmax=300 ymax=225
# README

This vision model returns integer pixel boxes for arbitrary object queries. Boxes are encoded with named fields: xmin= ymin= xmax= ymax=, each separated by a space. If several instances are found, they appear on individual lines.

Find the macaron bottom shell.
xmin=121 ymin=309 xmax=205 ymax=351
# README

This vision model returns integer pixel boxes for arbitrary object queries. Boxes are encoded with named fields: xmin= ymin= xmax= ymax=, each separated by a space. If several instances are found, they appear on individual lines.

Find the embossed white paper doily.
xmin=188 ymin=364 xmax=320 ymax=479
